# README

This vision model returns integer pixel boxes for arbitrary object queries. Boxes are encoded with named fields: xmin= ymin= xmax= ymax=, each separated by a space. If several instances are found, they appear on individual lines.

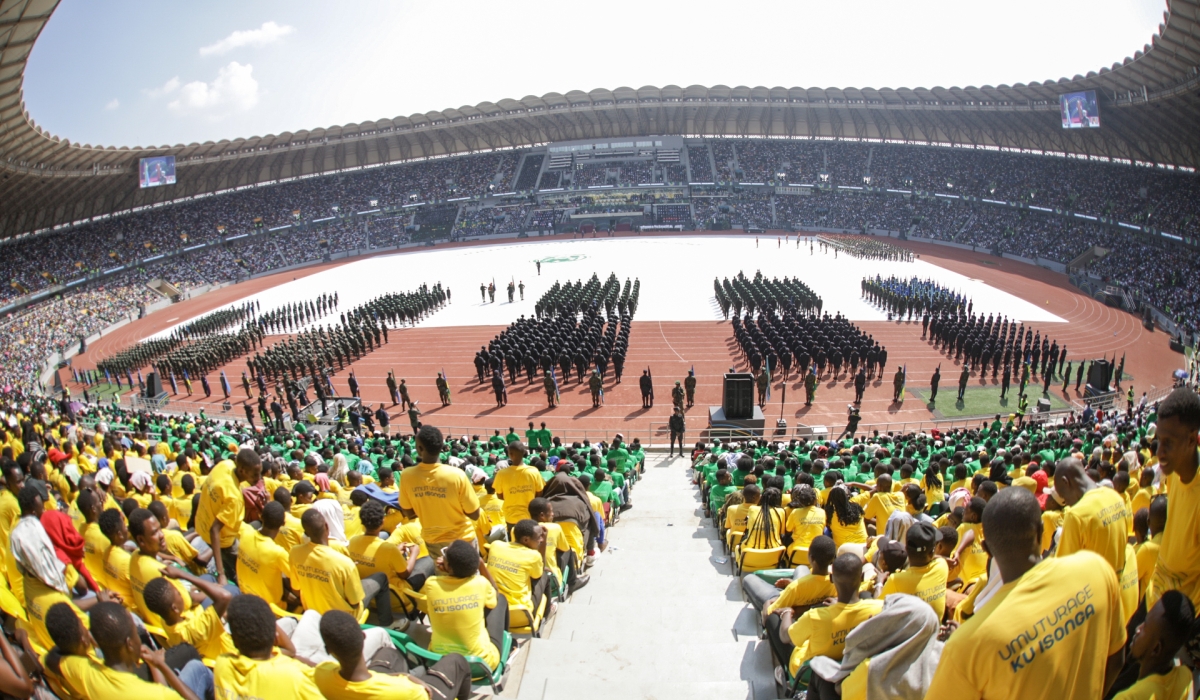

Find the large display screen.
xmin=139 ymin=155 xmax=176 ymax=188
xmin=1060 ymin=91 xmax=1100 ymax=129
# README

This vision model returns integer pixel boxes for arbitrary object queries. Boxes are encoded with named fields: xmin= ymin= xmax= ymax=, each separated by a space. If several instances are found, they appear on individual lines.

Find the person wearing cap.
xmin=881 ymin=522 xmax=950 ymax=618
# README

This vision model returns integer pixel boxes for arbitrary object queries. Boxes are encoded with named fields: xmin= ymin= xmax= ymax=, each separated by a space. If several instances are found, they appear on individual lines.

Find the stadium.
xmin=0 ymin=0 xmax=1199 ymax=698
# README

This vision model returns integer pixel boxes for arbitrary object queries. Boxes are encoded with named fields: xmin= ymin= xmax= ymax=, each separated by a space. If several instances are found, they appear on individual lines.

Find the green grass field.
xmin=906 ymin=383 xmax=1072 ymax=420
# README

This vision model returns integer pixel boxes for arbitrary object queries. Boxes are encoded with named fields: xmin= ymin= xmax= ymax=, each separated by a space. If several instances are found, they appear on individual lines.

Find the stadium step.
xmin=504 ymin=454 xmax=775 ymax=700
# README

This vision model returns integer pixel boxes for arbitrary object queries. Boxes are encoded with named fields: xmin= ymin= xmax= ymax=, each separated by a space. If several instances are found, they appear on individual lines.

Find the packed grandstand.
xmin=2 ymin=0 xmax=1200 ymax=699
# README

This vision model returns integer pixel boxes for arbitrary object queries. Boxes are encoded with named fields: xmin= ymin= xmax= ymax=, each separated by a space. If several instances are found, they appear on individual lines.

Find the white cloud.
xmin=145 ymin=76 xmax=181 ymax=98
xmin=168 ymin=62 xmax=259 ymax=116
xmin=104 ymin=98 xmax=119 ymax=110
xmin=199 ymin=21 xmax=293 ymax=56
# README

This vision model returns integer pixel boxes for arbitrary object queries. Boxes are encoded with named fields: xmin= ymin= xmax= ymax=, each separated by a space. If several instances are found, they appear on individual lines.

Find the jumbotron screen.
xmin=1060 ymin=91 xmax=1100 ymax=129
xmin=139 ymin=155 xmax=176 ymax=188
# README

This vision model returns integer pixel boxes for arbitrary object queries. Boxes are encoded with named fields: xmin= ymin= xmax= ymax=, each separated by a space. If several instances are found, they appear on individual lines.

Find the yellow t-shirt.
xmin=478 ymin=493 xmax=506 ymax=531
xmin=101 ymin=545 xmax=135 ymax=606
xmin=882 ymin=558 xmax=949 ymax=618
xmin=924 ymin=551 xmax=1127 ymax=700
xmin=289 ymin=542 xmax=365 ymax=616
xmin=275 ymin=512 xmax=305 ymax=552
xmin=956 ymin=522 xmax=988 ymax=583
xmin=168 ymin=495 xmax=194 ymax=529
xmin=24 ymin=575 xmax=85 ymax=654
xmin=541 ymin=521 xmax=569 ymax=583
xmin=863 ymin=491 xmax=906 ymax=523
xmin=742 ymin=507 xmax=786 ymax=549
xmin=163 ymin=529 xmax=201 ymax=573
xmin=237 ymin=527 xmax=292 ymax=611
xmin=312 ymin=661 xmax=426 ymax=700
xmin=725 ymin=503 xmax=754 ymax=533
xmin=128 ymin=551 xmax=194 ymax=628
xmin=785 ymin=506 xmax=826 ymax=553
xmin=1040 ymin=510 xmax=1064 ymax=554
xmin=195 ymin=460 xmax=244 ymax=549
xmin=1111 ymin=664 xmax=1193 ymax=700
xmin=391 ymin=520 xmax=428 ymax=559
xmin=492 ymin=464 xmax=545 ymax=524
xmin=1135 ymin=534 xmax=1161 ymax=601
xmin=164 ymin=604 xmax=237 ymax=661
xmin=1149 ymin=467 xmax=1200 ymax=610
xmin=1119 ymin=543 xmax=1140 ymax=624
xmin=214 ymin=652 xmax=323 ymax=700
xmin=54 ymin=654 xmax=183 ymax=700
xmin=486 ymin=540 xmax=544 ymax=612
xmin=81 ymin=522 xmax=110 ymax=590
xmin=787 ymin=599 xmax=884 ymax=674
xmin=830 ymin=515 xmax=868 ymax=548
xmin=767 ymin=573 xmax=835 ymax=615
xmin=423 ymin=574 xmax=500 ymax=669
xmin=398 ymin=463 xmax=480 ymax=543
xmin=346 ymin=535 xmax=411 ymax=595
xmin=1057 ymin=486 xmax=1130 ymax=579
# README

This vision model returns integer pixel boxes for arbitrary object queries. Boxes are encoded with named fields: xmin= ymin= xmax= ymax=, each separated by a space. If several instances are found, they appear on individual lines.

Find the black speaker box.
xmin=723 ymin=373 xmax=755 ymax=420
xmin=144 ymin=372 xmax=163 ymax=398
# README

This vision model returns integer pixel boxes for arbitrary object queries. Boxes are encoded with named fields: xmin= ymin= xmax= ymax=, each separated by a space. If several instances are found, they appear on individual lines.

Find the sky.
xmin=23 ymin=0 xmax=1166 ymax=148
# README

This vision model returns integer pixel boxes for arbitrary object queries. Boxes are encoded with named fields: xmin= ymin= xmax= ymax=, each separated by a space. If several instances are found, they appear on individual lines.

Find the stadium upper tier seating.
xmin=1 ymin=138 xmax=1196 ymax=391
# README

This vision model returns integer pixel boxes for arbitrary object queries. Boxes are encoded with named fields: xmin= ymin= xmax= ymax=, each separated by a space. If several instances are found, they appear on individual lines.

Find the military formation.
xmin=177 ymin=302 xmax=257 ymax=338
xmin=818 ymin=234 xmax=914 ymax=261
xmin=927 ymin=309 xmax=1067 ymax=390
xmin=477 ymin=273 xmax=638 ymax=409
xmin=714 ymin=271 xmax=823 ymax=320
xmin=534 ymin=273 xmax=640 ymax=320
xmin=861 ymin=275 xmax=970 ymax=320
xmin=257 ymin=293 xmax=338 ymax=334
xmin=155 ymin=326 xmax=264 ymax=387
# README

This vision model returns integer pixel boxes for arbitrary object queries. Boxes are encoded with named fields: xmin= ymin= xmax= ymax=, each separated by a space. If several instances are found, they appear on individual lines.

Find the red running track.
xmin=65 ymin=235 xmax=1183 ymax=442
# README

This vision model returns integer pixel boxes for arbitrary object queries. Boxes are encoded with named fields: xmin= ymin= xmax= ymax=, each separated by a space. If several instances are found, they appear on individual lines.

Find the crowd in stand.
xmin=3 ymin=137 xmax=1198 ymax=397
xmin=0 ymin=385 xmax=648 ymax=698
xmin=697 ymin=388 xmax=1200 ymax=699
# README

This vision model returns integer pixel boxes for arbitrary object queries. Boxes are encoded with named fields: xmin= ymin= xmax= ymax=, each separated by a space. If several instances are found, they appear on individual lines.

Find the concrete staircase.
xmin=506 ymin=454 xmax=775 ymax=700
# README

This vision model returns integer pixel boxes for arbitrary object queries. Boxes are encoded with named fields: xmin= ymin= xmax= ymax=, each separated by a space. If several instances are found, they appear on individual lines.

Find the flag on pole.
xmin=169 ymin=371 xmax=178 ymax=395
xmin=901 ymin=364 xmax=907 ymax=393
xmin=220 ymin=372 xmax=230 ymax=396
xmin=137 ymin=370 xmax=144 ymax=389
xmin=764 ymin=363 xmax=772 ymax=403
xmin=551 ymin=365 xmax=561 ymax=403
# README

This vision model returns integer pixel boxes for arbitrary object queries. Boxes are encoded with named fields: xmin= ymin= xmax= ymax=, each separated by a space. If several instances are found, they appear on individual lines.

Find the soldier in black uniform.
xmin=930 ymin=365 xmax=941 ymax=403
xmin=684 ymin=370 xmax=697 ymax=408
xmin=639 ymin=370 xmax=653 ymax=409
xmin=854 ymin=368 xmax=866 ymax=404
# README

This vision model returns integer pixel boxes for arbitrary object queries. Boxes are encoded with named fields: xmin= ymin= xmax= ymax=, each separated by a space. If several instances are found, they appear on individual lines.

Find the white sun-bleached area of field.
xmin=150 ymin=235 xmax=1064 ymax=339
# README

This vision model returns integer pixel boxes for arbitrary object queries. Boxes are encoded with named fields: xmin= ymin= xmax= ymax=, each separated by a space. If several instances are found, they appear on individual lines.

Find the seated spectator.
xmin=290 ymin=508 xmax=397 ymax=627
xmin=926 ymin=488 xmax=1127 ymax=699
xmin=314 ymin=609 xmax=473 ymax=700
xmin=486 ymin=519 xmax=548 ymax=623
xmin=880 ymin=522 xmax=949 ymax=618
xmin=423 ymin=540 xmax=506 ymax=670
xmin=1112 ymin=590 xmax=1195 ymax=700
xmin=236 ymin=501 xmax=295 ymax=614
xmin=777 ymin=552 xmax=882 ymax=681
xmin=142 ymin=566 xmax=237 ymax=662
xmin=48 ymin=600 xmax=207 ymax=699
xmin=215 ymin=594 xmax=322 ymax=698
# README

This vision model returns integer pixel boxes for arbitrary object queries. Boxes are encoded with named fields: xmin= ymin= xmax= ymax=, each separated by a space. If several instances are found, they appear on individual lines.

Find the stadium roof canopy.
xmin=2 ymin=0 xmax=1199 ymax=240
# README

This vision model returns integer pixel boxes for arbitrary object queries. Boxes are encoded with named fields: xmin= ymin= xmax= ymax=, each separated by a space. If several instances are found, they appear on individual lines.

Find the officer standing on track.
xmin=544 ymin=371 xmax=557 ymax=408
xmin=684 ymin=370 xmax=696 ymax=408
xmin=491 ymin=370 xmax=507 ymax=407
xmin=589 ymin=369 xmax=603 ymax=408
xmin=672 ymin=381 xmax=685 ymax=412
xmin=387 ymin=371 xmax=399 ymax=405
xmin=958 ymin=364 xmax=970 ymax=401
xmin=854 ymin=368 xmax=867 ymax=404
xmin=436 ymin=372 xmax=451 ymax=406
xmin=639 ymin=370 xmax=653 ymax=409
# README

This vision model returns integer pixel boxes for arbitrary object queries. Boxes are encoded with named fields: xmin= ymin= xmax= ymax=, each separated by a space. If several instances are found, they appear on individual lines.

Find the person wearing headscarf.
xmin=310 ymin=497 xmax=348 ymax=545
xmin=11 ymin=484 xmax=69 ymax=596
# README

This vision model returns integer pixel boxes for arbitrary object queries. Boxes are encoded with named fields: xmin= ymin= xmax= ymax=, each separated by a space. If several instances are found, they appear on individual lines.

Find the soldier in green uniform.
xmin=671 ymin=381 xmax=685 ymax=411
xmin=436 ymin=372 xmax=451 ymax=406
xmin=756 ymin=368 xmax=769 ymax=407
xmin=684 ymin=370 xmax=697 ymax=408
xmin=804 ymin=368 xmax=817 ymax=405
xmin=544 ymin=372 xmax=558 ymax=408
xmin=588 ymin=370 xmax=603 ymax=408
xmin=893 ymin=366 xmax=905 ymax=402
xmin=398 ymin=378 xmax=412 ymax=410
